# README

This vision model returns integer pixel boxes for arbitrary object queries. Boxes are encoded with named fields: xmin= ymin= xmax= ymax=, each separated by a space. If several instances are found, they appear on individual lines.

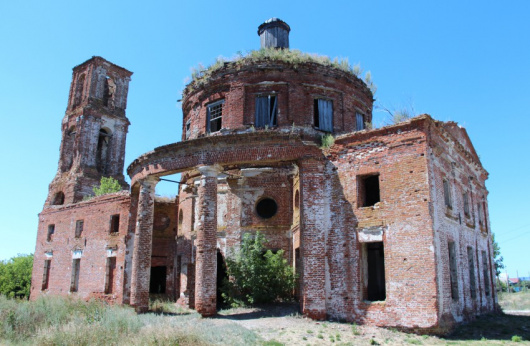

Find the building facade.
xmin=31 ymin=19 xmax=497 ymax=333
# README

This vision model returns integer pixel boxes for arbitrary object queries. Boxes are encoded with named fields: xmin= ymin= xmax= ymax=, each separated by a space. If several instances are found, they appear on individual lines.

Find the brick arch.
xmin=127 ymin=132 xmax=324 ymax=187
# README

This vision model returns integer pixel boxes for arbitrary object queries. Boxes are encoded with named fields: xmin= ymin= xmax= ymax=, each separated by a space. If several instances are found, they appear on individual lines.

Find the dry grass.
xmin=499 ymin=290 xmax=530 ymax=311
xmin=2 ymin=296 xmax=530 ymax=345
xmin=185 ymin=48 xmax=376 ymax=96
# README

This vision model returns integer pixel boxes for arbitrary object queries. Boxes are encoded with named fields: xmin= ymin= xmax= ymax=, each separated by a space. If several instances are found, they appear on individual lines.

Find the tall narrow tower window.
xmin=103 ymin=76 xmax=116 ymax=108
xmin=96 ymin=129 xmax=111 ymax=174
xmin=73 ymin=74 xmax=85 ymax=107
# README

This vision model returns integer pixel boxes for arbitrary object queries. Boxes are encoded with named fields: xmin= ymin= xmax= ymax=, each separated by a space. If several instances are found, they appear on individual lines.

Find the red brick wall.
xmin=181 ymin=61 xmax=373 ymax=141
xmin=31 ymin=192 xmax=131 ymax=303
xmin=425 ymin=120 xmax=496 ymax=329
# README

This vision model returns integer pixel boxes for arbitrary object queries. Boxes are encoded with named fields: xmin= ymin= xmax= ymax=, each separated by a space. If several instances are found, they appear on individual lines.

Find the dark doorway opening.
xmin=217 ymin=249 xmax=228 ymax=308
xmin=366 ymin=242 xmax=386 ymax=301
xmin=150 ymin=266 xmax=167 ymax=294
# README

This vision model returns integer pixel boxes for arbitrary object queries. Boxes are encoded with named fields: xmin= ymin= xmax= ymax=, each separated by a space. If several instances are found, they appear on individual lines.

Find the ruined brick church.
xmin=31 ymin=19 xmax=497 ymax=332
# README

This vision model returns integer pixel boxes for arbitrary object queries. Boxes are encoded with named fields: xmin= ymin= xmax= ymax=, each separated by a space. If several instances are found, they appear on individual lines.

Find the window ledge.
xmin=445 ymin=210 xmax=458 ymax=221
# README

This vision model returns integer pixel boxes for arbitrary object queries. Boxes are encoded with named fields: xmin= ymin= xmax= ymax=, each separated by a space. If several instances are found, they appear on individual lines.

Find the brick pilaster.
xmin=194 ymin=165 xmax=220 ymax=317
xmin=299 ymin=158 xmax=327 ymax=320
xmin=130 ymin=176 xmax=158 ymax=312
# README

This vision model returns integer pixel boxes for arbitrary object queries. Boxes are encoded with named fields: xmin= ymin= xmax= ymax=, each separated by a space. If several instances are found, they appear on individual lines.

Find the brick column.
xmin=195 ymin=165 xmax=220 ymax=317
xmin=299 ymin=158 xmax=327 ymax=320
xmin=130 ymin=176 xmax=159 ymax=312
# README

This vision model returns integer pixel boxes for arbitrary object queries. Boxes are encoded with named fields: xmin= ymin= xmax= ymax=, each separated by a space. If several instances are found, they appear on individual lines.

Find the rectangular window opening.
xmin=207 ymin=100 xmax=224 ymax=133
xmin=359 ymin=174 xmax=380 ymax=207
xmin=105 ymin=257 xmax=117 ymax=294
xmin=110 ymin=214 xmax=120 ymax=234
xmin=42 ymin=260 xmax=51 ymax=290
xmin=185 ymin=120 xmax=191 ymax=139
xmin=314 ymin=98 xmax=333 ymax=132
xmin=467 ymin=247 xmax=477 ymax=299
xmin=75 ymin=220 xmax=84 ymax=238
xmin=366 ymin=242 xmax=386 ymax=301
xmin=255 ymin=95 xmax=277 ymax=128
xmin=463 ymin=192 xmax=470 ymax=217
xmin=70 ymin=258 xmax=81 ymax=292
xmin=443 ymin=180 xmax=452 ymax=208
xmin=448 ymin=241 xmax=459 ymax=300
xmin=47 ymin=224 xmax=55 ymax=242
xmin=356 ymin=112 xmax=365 ymax=131
xmin=477 ymin=202 xmax=483 ymax=226
xmin=482 ymin=250 xmax=490 ymax=296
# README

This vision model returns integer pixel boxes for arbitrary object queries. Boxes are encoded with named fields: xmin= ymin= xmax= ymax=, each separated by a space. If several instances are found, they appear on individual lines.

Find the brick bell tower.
xmin=46 ymin=57 xmax=133 ymax=206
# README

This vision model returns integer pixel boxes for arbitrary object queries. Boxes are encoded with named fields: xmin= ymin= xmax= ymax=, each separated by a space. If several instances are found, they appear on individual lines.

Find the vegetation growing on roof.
xmin=185 ymin=48 xmax=376 ymax=95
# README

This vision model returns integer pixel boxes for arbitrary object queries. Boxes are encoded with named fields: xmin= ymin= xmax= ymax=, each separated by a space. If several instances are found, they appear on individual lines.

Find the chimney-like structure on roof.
xmin=258 ymin=18 xmax=290 ymax=49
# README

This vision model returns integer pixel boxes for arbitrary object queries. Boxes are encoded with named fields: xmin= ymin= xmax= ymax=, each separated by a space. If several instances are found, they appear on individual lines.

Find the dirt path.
xmin=213 ymin=304 xmax=443 ymax=345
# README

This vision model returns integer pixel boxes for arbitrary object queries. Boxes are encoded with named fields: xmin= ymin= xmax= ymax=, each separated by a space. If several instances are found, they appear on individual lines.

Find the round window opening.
xmin=256 ymin=198 xmax=278 ymax=219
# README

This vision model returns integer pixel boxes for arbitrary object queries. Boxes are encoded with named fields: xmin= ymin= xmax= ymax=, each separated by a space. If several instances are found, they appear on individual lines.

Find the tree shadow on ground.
xmin=445 ymin=312 xmax=530 ymax=342
xmin=215 ymin=302 xmax=300 ymax=320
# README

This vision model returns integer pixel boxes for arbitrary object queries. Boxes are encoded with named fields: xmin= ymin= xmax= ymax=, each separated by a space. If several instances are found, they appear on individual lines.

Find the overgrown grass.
xmin=186 ymin=48 xmax=376 ymax=95
xmin=499 ymin=290 xmax=530 ymax=311
xmin=0 ymin=295 xmax=261 ymax=345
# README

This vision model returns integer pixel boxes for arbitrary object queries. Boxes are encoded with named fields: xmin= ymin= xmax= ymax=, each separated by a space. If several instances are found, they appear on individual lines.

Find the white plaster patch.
xmin=358 ymin=227 xmax=384 ymax=242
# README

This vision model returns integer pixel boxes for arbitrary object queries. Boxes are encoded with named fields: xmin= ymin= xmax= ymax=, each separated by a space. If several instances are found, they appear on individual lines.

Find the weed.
xmin=512 ymin=335 xmax=523 ymax=342
xmin=263 ymin=340 xmax=283 ymax=346
xmin=302 ymin=336 xmax=307 ymax=340
xmin=369 ymin=338 xmax=379 ymax=345
xmin=306 ymin=329 xmax=313 ymax=334
xmin=351 ymin=322 xmax=360 ymax=335
xmin=405 ymin=337 xmax=422 ymax=344
xmin=320 ymin=133 xmax=335 ymax=148
xmin=317 ymin=333 xmax=324 ymax=339
xmin=184 ymin=48 xmax=370 ymax=96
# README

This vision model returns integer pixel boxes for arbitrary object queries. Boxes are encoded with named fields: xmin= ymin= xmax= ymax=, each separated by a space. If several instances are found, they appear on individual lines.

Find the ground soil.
xmin=211 ymin=304 xmax=530 ymax=345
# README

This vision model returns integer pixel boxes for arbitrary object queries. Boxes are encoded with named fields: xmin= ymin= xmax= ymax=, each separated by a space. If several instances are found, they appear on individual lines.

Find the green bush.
xmin=0 ymin=254 xmax=33 ymax=299
xmin=320 ymin=133 xmax=335 ymax=148
xmin=93 ymin=176 xmax=122 ymax=196
xmin=222 ymin=232 xmax=297 ymax=306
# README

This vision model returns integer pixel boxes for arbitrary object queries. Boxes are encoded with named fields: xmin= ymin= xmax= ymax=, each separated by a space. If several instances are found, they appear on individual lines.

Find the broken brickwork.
xmin=31 ymin=19 xmax=496 ymax=333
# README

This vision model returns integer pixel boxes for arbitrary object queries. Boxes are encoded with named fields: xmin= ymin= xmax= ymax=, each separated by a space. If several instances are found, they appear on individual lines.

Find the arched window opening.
xmin=52 ymin=192 xmax=65 ymax=205
xmin=102 ymin=76 xmax=116 ymax=108
xmin=73 ymin=74 xmax=85 ymax=107
xmin=63 ymin=126 xmax=76 ymax=171
xmin=294 ymin=190 xmax=300 ymax=210
xmin=96 ymin=128 xmax=111 ymax=174
xmin=178 ymin=209 xmax=183 ymax=233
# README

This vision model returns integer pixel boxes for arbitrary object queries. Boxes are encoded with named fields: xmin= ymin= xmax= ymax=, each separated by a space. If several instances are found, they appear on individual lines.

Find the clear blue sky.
xmin=0 ymin=1 xmax=528 ymax=278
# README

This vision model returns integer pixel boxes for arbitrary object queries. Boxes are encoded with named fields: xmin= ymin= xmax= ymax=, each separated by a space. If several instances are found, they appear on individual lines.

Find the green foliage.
xmin=512 ymin=335 xmax=523 ymax=342
xmin=320 ymin=133 xmax=335 ymax=148
xmin=0 ymin=254 xmax=33 ymax=299
xmin=93 ymin=176 xmax=122 ymax=196
xmin=492 ymin=233 xmax=504 ymax=277
xmin=185 ymin=48 xmax=369 ymax=95
xmin=0 ymin=295 xmax=260 ymax=345
xmin=222 ymin=232 xmax=297 ymax=306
